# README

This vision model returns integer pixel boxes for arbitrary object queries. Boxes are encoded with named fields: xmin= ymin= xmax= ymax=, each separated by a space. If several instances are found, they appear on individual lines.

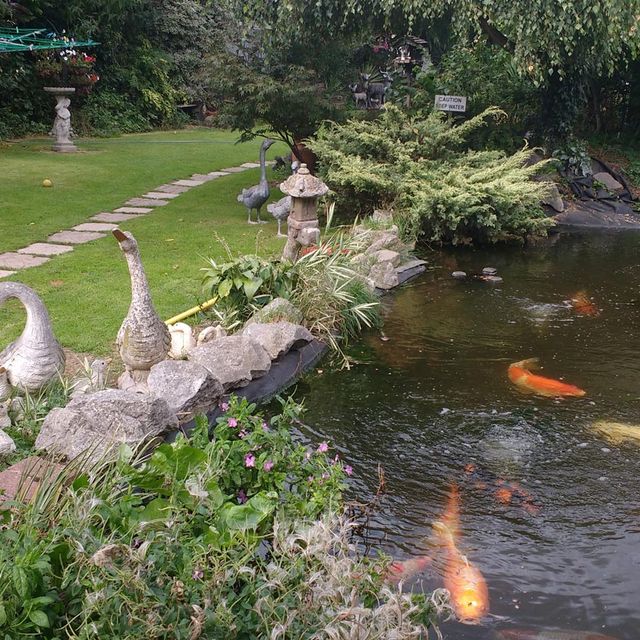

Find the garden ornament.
xmin=0 ymin=282 xmax=65 ymax=393
xmin=279 ymin=164 xmax=329 ymax=262
xmin=44 ymin=87 xmax=78 ymax=152
xmin=113 ymin=229 xmax=170 ymax=387
xmin=237 ymin=138 xmax=276 ymax=224
xmin=267 ymin=195 xmax=292 ymax=237
xmin=363 ymin=71 xmax=392 ymax=108
xmin=349 ymin=83 xmax=368 ymax=109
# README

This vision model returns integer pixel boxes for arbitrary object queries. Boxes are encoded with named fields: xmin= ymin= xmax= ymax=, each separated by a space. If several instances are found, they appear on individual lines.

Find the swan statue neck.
xmin=124 ymin=246 xmax=153 ymax=309
xmin=259 ymin=144 xmax=268 ymax=186
xmin=0 ymin=282 xmax=56 ymax=348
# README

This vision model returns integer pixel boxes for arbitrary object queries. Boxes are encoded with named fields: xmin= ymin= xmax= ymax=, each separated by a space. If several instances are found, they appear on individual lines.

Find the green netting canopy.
xmin=0 ymin=27 xmax=97 ymax=53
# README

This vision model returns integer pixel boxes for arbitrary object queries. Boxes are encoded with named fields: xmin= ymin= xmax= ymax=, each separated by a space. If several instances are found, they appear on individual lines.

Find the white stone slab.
xmin=207 ymin=171 xmax=230 ymax=178
xmin=91 ymin=212 xmax=140 ymax=222
xmin=241 ymin=162 xmax=261 ymax=168
xmin=0 ymin=270 xmax=16 ymax=279
xmin=73 ymin=222 xmax=119 ymax=232
xmin=144 ymin=191 xmax=180 ymax=199
xmin=113 ymin=207 xmax=153 ymax=214
xmin=155 ymin=184 xmax=190 ymax=194
xmin=47 ymin=231 xmax=106 ymax=245
xmin=220 ymin=166 xmax=248 ymax=173
xmin=18 ymin=242 xmax=74 ymax=256
xmin=0 ymin=253 xmax=49 ymax=269
xmin=173 ymin=179 xmax=205 ymax=187
xmin=125 ymin=197 xmax=169 ymax=207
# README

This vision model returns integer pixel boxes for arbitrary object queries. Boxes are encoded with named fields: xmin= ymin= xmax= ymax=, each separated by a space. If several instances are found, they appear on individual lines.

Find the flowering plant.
xmin=35 ymin=45 xmax=99 ymax=95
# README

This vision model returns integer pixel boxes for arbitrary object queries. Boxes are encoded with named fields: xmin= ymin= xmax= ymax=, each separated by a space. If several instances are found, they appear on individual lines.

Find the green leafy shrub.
xmin=0 ymin=396 xmax=441 ymax=638
xmin=311 ymin=105 xmax=554 ymax=244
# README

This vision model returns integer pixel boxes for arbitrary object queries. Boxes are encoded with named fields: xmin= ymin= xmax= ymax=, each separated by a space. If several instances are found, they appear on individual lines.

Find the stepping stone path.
xmin=1 ymin=164 xmax=258 ymax=278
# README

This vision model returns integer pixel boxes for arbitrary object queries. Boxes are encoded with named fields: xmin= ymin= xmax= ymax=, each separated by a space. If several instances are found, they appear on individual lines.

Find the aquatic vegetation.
xmin=590 ymin=420 xmax=640 ymax=446
xmin=495 ymin=628 xmax=621 ymax=640
xmin=508 ymin=358 xmax=586 ymax=397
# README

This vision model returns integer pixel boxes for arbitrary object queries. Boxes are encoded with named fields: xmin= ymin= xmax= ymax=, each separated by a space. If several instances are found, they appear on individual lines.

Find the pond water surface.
xmin=294 ymin=231 xmax=640 ymax=640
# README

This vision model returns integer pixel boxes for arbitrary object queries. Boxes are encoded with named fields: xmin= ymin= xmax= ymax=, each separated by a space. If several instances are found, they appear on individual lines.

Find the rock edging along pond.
xmin=1 ymin=218 xmax=426 ymax=478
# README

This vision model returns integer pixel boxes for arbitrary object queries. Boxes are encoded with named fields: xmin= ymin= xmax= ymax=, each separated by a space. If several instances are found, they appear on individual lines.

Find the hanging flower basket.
xmin=35 ymin=49 xmax=99 ymax=96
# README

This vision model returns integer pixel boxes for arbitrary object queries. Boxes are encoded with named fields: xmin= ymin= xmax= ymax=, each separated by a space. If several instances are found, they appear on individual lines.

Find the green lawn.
xmin=0 ymin=129 xmax=290 ymax=355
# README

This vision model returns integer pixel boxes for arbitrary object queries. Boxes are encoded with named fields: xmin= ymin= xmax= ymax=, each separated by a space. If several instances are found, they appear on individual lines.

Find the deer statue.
xmin=364 ymin=71 xmax=393 ymax=109
xmin=349 ymin=83 xmax=368 ymax=109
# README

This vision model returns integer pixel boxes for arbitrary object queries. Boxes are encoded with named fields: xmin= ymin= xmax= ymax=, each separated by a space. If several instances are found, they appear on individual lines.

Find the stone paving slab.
xmin=173 ymin=179 xmax=205 ymax=187
xmin=113 ymin=206 xmax=153 ymax=214
xmin=48 ymin=230 xmax=106 ymax=245
xmin=155 ymin=184 xmax=190 ymax=194
xmin=144 ymin=191 xmax=180 ymax=199
xmin=0 ymin=456 xmax=66 ymax=503
xmin=221 ymin=166 xmax=249 ymax=173
xmin=18 ymin=242 xmax=74 ymax=256
xmin=241 ymin=162 xmax=261 ymax=168
xmin=207 ymin=171 xmax=229 ymax=178
xmin=91 ymin=212 xmax=140 ymax=223
xmin=125 ymin=197 xmax=169 ymax=207
xmin=73 ymin=222 xmax=119 ymax=232
xmin=189 ymin=173 xmax=216 ymax=182
xmin=0 ymin=252 xmax=50 ymax=269
xmin=0 ymin=270 xmax=16 ymax=279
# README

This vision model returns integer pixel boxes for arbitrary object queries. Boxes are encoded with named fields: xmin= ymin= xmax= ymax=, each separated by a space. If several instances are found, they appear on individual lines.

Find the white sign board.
xmin=434 ymin=95 xmax=467 ymax=112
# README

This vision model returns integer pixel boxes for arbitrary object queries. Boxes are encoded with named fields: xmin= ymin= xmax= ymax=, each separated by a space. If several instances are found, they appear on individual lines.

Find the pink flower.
xmin=317 ymin=442 xmax=329 ymax=454
xmin=244 ymin=453 xmax=255 ymax=468
xmin=344 ymin=465 xmax=353 ymax=476
xmin=228 ymin=418 xmax=238 ymax=428
xmin=238 ymin=430 xmax=247 ymax=439
xmin=263 ymin=460 xmax=274 ymax=472
xmin=262 ymin=421 xmax=269 ymax=431
xmin=237 ymin=489 xmax=247 ymax=504
xmin=192 ymin=568 xmax=204 ymax=581
xmin=220 ymin=401 xmax=229 ymax=411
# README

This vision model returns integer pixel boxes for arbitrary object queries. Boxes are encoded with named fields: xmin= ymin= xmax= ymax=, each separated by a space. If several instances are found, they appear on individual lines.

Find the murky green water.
xmin=294 ymin=231 xmax=640 ymax=639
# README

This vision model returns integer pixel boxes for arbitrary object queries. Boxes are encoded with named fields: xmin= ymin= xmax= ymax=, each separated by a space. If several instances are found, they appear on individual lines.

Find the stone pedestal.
xmin=44 ymin=87 xmax=77 ymax=153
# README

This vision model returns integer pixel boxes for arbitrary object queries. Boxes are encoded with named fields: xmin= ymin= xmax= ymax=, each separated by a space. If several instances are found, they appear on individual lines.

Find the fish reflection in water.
xmin=384 ymin=555 xmax=432 ymax=584
xmin=495 ymin=628 xmax=620 ymax=640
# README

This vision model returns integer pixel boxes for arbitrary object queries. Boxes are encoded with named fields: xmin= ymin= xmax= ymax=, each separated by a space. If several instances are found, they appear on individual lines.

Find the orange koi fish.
xmin=571 ymin=291 xmax=600 ymax=317
xmin=432 ymin=485 xmax=489 ymax=624
xmin=385 ymin=555 xmax=432 ymax=584
xmin=508 ymin=358 xmax=586 ymax=398
xmin=496 ymin=628 xmax=619 ymax=640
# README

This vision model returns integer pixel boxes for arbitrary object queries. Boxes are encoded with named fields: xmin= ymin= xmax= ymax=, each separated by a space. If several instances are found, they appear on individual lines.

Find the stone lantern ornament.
xmin=280 ymin=164 xmax=329 ymax=262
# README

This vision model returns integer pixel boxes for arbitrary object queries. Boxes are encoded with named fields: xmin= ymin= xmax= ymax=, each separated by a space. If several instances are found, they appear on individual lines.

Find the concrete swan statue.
xmin=0 ymin=281 xmax=65 ymax=392
xmin=113 ymin=229 xmax=170 ymax=387
xmin=237 ymin=138 xmax=275 ymax=224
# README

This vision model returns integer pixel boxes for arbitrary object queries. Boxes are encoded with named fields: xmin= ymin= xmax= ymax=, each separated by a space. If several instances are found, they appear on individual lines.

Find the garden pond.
xmin=293 ymin=231 xmax=640 ymax=639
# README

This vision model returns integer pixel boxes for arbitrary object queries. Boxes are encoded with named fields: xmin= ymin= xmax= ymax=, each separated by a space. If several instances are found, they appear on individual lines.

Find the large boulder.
xmin=242 ymin=322 xmax=314 ymax=360
xmin=147 ymin=360 xmax=223 ymax=418
xmin=369 ymin=260 xmax=399 ymax=290
xmin=188 ymin=335 xmax=271 ymax=391
xmin=35 ymin=390 xmax=178 ymax=463
xmin=593 ymin=171 xmax=623 ymax=191
xmin=244 ymin=298 xmax=303 ymax=326
xmin=541 ymin=182 xmax=565 ymax=213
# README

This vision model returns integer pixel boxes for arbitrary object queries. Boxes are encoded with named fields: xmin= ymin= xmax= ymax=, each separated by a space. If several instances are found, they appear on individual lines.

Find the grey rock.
xmin=369 ymin=261 xmax=399 ymax=290
xmin=242 ymin=322 xmax=313 ymax=360
xmin=148 ymin=359 xmax=223 ymax=417
xmin=0 ymin=429 xmax=15 ymax=455
xmin=372 ymin=209 xmax=394 ymax=224
xmin=541 ymin=182 xmax=565 ymax=213
xmin=593 ymin=171 xmax=623 ymax=191
xmin=363 ymin=230 xmax=404 ymax=255
xmin=350 ymin=252 xmax=375 ymax=274
xmin=35 ymin=389 xmax=177 ymax=463
xmin=451 ymin=271 xmax=467 ymax=279
xmin=482 ymin=267 xmax=498 ymax=276
xmin=0 ymin=404 xmax=10 ymax=429
xmin=245 ymin=298 xmax=303 ymax=326
xmin=373 ymin=249 xmax=401 ymax=267
xmin=188 ymin=335 xmax=271 ymax=391
xmin=482 ymin=275 xmax=503 ymax=284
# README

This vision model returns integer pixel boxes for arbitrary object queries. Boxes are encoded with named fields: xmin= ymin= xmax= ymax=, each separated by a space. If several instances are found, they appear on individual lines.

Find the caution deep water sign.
xmin=434 ymin=95 xmax=467 ymax=112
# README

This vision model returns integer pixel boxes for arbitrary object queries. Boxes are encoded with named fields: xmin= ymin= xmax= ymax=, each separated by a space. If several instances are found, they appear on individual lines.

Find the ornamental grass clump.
xmin=311 ymin=105 xmax=555 ymax=244
xmin=0 ymin=396 xmax=441 ymax=639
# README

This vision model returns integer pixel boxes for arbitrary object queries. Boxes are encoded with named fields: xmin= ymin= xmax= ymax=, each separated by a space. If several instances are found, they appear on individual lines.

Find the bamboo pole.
xmin=165 ymin=297 xmax=218 ymax=325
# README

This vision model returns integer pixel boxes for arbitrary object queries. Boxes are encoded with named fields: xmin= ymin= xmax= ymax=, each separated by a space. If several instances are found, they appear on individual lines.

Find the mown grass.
xmin=0 ymin=129 xmax=289 ymax=354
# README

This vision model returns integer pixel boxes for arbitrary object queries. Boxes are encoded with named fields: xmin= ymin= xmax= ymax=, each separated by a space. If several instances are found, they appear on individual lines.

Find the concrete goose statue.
xmin=168 ymin=322 xmax=196 ymax=359
xmin=266 ymin=195 xmax=292 ymax=237
xmin=0 ymin=281 xmax=65 ymax=393
xmin=113 ymin=229 xmax=170 ymax=387
xmin=237 ymin=138 xmax=275 ymax=224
